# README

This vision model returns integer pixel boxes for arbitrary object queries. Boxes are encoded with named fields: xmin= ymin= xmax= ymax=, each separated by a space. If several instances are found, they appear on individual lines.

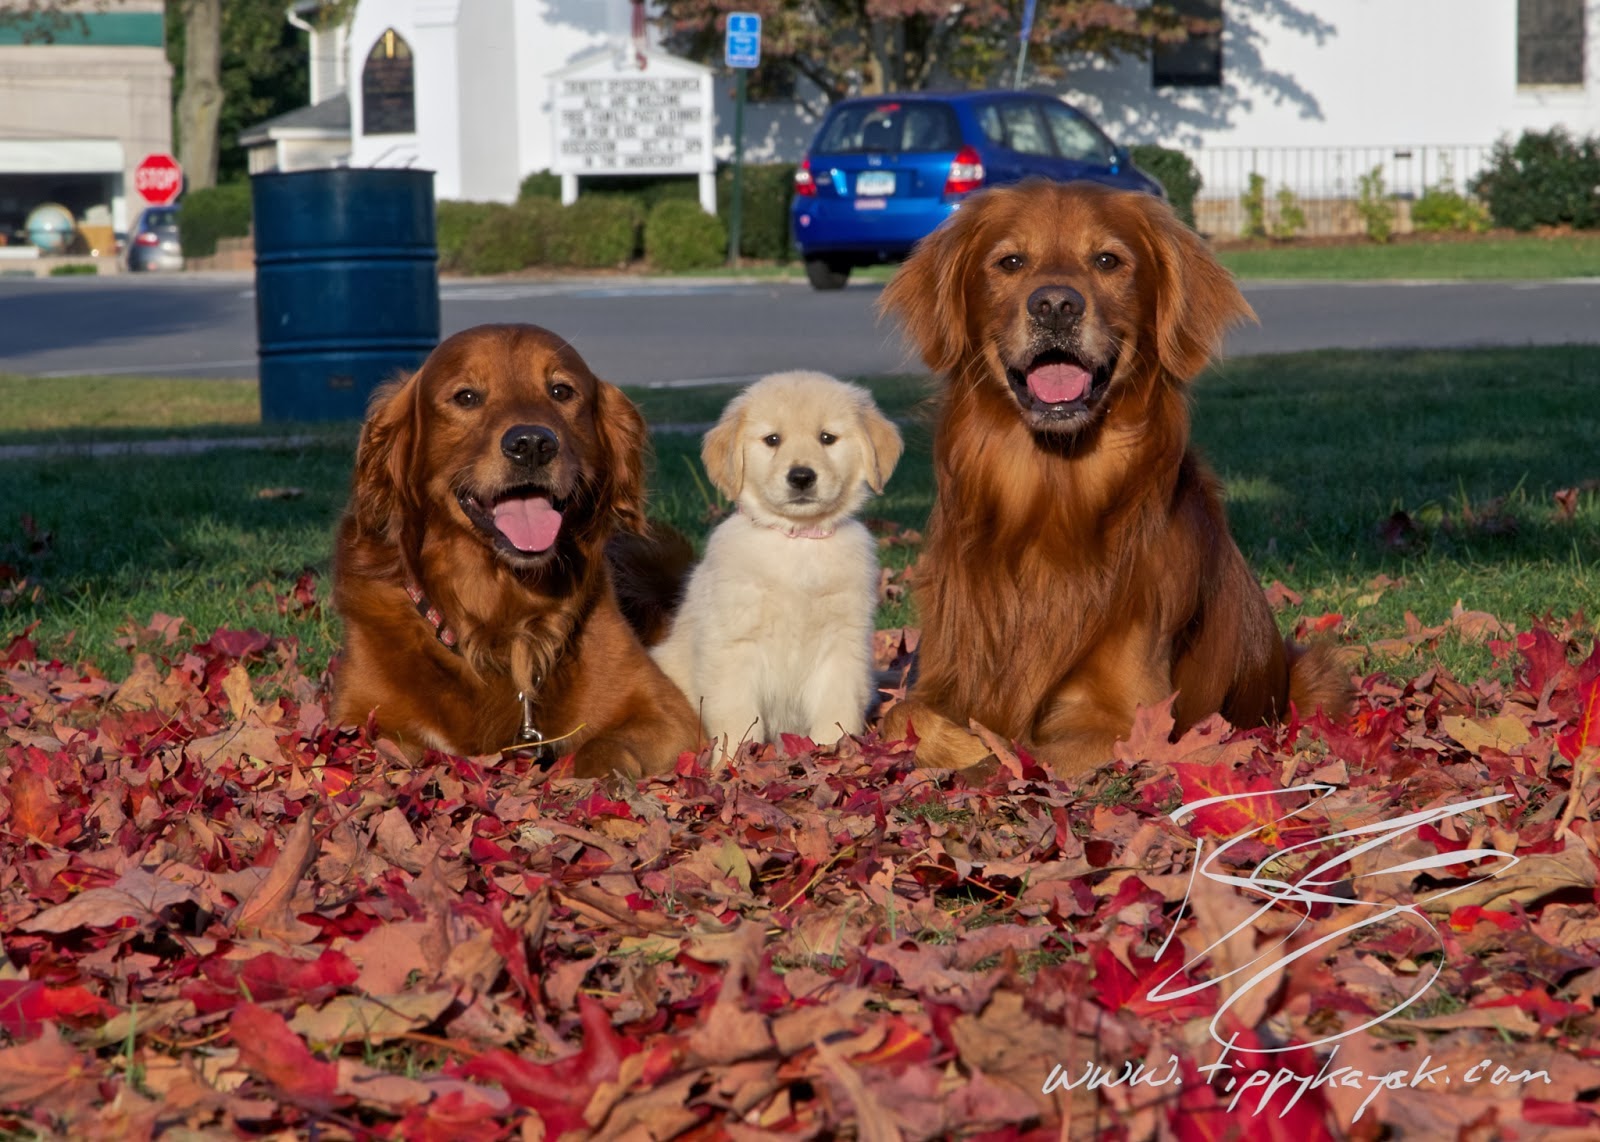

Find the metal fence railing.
xmin=1185 ymin=144 xmax=1498 ymax=237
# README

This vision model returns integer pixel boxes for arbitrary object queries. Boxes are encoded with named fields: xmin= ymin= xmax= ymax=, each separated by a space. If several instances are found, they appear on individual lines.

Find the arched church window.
xmin=363 ymin=28 xmax=416 ymax=135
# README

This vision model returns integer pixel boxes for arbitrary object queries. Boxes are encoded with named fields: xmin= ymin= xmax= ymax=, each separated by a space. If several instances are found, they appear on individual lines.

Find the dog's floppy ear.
xmin=877 ymin=200 xmax=984 ymax=377
xmin=856 ymin=393 xmax=903 ymax=494
xmin=1147 ymin=200 xmax=1257 ymax=382
xmin=700 ymin=394 xmax=746 ymax=502
xmin=351 ymin=374 xmax=419 ymax=538
xmin=595 ymin=380 xmax=649 ymax=534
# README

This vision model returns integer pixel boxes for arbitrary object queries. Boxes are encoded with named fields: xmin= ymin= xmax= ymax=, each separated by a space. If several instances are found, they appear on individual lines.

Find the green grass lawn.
xmin=1215 ymin=233 xmax=1600 ymax=280
xmin=0 ymin=375 xmax=259 ymax=439
xmin=666 ymin=233 xmax=1600 ymax=284
xmin=2 ymin=346 xmax=1597 ymax=679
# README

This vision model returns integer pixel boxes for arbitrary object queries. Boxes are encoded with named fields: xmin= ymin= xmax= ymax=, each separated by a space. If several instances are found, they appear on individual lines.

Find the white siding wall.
xmin=1059 ymin=0 xmax=1600 ymax=153
xmin=456 ymin=0 xmax=520 ymax=202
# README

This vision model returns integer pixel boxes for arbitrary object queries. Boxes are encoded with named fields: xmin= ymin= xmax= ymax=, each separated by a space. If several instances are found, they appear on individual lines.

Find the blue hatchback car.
xmin=791 ymin=90 xmax=1165 ymax=289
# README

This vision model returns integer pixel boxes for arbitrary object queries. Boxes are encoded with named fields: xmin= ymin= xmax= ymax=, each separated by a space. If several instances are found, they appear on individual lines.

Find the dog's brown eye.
xmin=996 ymin=253 xmax=1026 ymax=273
xmin=819 ymin=432 xmax=837 ymax=445
xmin=763 ymin=433 xmax=781 ymax=447
xmin=1093 ymin=251 xmax=1122 ymax=271
xmin=452 ymin=388 xmax=482 ymax=408
xmin=549 ymin=382 xmax=575 ymax=402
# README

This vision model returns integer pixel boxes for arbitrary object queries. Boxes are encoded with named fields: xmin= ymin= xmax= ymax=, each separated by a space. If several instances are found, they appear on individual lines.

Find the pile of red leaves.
xmin=2 ymin=613 xmax=1599 ymax=1140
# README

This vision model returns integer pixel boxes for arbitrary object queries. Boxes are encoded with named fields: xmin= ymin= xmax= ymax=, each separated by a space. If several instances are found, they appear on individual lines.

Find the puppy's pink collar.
xmin=736 ymin=503 xmax=835 ymax=539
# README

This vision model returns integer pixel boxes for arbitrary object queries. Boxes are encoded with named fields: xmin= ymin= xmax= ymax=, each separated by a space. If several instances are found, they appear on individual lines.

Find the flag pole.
xmin=1014 ymin=0 xmax=1037 ymax=89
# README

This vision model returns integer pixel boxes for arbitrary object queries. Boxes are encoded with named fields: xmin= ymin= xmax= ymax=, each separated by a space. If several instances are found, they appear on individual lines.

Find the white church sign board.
xmin=550 ymin=49 xmax=716 ymax=213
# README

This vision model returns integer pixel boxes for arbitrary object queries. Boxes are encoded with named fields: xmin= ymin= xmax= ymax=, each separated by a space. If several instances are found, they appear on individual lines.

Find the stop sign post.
xmin=135 ymin=153 xmax=183 ymax=206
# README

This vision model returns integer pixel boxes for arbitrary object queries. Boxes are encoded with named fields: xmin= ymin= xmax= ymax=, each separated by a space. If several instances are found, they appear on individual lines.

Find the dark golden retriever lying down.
xmin=330 ymin=323 xmax=699 ymax=779
xmin=879 ymin=179 xmax=1348 ymax=777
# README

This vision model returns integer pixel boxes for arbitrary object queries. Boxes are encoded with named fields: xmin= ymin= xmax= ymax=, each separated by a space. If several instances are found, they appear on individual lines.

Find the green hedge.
xmin=1411 ymin=184 xmax=1490 ymax=234
xmin=645 ymin=200 xmax=726 ymax=271
xmin=1129 ymin=145 xmax=1201 ymax=230
xmin=1471 ymin=129 xmax=1600 ymax=231
xmin=514 ymin=165 xmax=795 ymax=262
xmin=717 ymin=163 xmax=795 ymax=261
xmin=518 ymin=170 xmax=563 ymax=201
xmin=177 ymin=182 xmax=252 ymax=258
xmin=443 ymin=196 xmax=641 ymax=275
xmin=455 ymin=201 xmax=569 ymax=275
xmin=446 ymin=163 xmax=797 ymax=274
xmin=436 ymin=201 xmax=502 ymax=271
xmin=545 ymin=196 xmax=643 ymax=267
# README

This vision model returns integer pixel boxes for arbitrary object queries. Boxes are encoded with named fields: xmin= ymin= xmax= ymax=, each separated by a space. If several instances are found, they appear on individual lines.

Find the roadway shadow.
xmin=0 ymin=280 xmax=252 ymax=360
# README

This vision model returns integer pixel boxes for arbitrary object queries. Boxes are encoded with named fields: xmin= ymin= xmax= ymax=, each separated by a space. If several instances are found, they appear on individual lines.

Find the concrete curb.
xmin=0 ymin=434 xmax=321 ymax=462
xmin=0 ymin=426 xmax=721 ymax=462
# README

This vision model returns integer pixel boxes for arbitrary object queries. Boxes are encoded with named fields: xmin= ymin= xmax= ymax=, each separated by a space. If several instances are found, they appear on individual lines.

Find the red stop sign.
xmin=135 ymin=153 xmax=183 ymax=205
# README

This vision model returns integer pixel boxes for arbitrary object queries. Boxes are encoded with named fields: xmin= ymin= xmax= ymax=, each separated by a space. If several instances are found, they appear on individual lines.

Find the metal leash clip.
xmin=501 ymin=689 xmax=555 ymax=767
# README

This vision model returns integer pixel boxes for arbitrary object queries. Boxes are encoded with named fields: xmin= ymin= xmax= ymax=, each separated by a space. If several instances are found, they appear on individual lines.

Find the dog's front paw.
xmin=883 ymin=699 xmax=995 ymax=770
xmin=570 ymin=739 xmax=644 ymax=786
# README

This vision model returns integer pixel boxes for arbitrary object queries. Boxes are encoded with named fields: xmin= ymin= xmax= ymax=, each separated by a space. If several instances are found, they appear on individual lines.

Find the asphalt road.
xmin=1 ymin=272 xmax=1597 ymax=387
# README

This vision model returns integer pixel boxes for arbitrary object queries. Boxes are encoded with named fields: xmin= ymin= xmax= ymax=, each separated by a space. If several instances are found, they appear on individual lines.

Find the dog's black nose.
xmin=787 ymin=466 xmax=817 ymax=491
xmin=501 ymin=424 xmax=559 ymax=466
xmin=1027 ymin=285 xmax=1086 ymax=326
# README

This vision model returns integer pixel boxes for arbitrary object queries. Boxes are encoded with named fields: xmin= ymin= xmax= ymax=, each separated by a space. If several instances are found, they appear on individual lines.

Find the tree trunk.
xmin=177 ymin=0 xmax=222 ymax=190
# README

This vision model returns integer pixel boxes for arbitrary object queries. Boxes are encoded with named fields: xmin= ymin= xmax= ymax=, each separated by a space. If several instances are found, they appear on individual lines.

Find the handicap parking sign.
xmin=725 ymin=12 xmax=761 ymax=69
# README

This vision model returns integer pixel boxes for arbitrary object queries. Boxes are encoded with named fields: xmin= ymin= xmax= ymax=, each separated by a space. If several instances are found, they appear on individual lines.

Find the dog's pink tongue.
xmin=492 ymin=496 xmax=562 ymax=552
xmin=1027 ymin=362 xmax=1091 ymax=404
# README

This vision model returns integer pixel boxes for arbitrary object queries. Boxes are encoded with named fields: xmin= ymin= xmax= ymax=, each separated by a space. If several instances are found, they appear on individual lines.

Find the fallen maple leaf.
xmin=0 ymin=981 xmax=117 ymax=1039
xmin=20 ymin=866 xmax=203 ymax=934
xmin=1558 ymin=675 xmax=1600 ymax=762
xmin=459 ymin=994 xmax=639 ymax=1135
xmin=230 ymin=1002 xmax=349 ymax=1111
xmin=6 ymin=758 xmax=61 ymax=845
xmin=0 ymin=1024 xmax=97 ymax=1105
xmin=290 ymin=991 xmax=455 ymax=1045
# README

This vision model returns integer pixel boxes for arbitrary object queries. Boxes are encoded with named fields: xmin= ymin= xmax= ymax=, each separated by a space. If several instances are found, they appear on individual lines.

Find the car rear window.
xmin=145 ymin=208 xmax=178 ymax=228
xmin=1040 ymin=102 xmax=1117 ymax=165
xmin=815 ymin=102 xmax=962 ymax=154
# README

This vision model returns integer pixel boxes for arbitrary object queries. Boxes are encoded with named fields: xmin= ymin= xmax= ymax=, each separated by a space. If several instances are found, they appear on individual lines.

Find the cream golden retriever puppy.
xmin=653 ymin=371 xmax=903 ymax=755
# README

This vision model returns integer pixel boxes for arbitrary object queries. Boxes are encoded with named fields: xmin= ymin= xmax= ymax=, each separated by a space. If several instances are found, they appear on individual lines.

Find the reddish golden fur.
xmin=331 ymin=324 xmax=700 ymax=778
xmin=878 ymin=180 xmax=1347 ymax=776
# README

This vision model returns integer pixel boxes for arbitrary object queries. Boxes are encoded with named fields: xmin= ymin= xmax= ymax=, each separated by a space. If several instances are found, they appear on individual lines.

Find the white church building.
xmin=240 ymin=0 xmax=1600 ymax=233
xmin=242 ymin=0 xmax=745 ymax=205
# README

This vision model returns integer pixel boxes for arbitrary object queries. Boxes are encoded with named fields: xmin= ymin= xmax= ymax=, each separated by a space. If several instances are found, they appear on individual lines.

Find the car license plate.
xmin=855 ymin=171 xmax=895 ymax=197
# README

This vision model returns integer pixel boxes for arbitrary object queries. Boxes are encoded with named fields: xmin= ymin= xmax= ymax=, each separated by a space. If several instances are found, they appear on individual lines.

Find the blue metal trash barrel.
xmin=252 ymin=168 xmax=439 ymax=421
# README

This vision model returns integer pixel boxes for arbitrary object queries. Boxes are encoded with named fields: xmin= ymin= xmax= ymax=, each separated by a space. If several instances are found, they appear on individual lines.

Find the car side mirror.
xmin=1113 ymin=145 xmax=1129 ymax=172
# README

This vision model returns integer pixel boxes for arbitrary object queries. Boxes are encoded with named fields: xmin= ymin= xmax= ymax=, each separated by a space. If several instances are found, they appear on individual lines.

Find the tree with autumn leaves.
xmin=651 ymin=0 xmax=1215 ymax=100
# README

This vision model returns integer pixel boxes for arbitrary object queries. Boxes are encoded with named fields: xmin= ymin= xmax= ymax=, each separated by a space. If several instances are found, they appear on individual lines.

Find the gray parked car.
xmin=125 ymin=205 xmax=184 ymax=272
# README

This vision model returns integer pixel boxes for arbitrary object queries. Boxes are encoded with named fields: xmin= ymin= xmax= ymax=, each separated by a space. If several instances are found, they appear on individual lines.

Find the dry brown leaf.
xmin=0 ymin=1025 xmax=97 ymax=1104
xmin=21 ymin=866 xmax=202 ymax=934
xmin=333 ymin=1059 xmax=431 ymax=1110
xmin=1385 ymin=1006 xmax=1541 ymax=1035
xmin=220 ymin=663 xmax=257 ymax=720
xmin=229 ymin=810 xmax=320 ymax=942
xmin=1439 ymin=714 xmax=1532 ymax=753
xmin=1419 ymin=843 xmax=1597 ymax=914
xmin=289 ymin=991 xmax=455 ymax=1045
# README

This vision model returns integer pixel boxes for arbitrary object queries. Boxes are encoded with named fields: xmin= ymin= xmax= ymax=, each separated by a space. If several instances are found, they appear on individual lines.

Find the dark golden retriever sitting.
xmin=331 ymin=323 xmax=700 ymax=779
xmin=878 ymin=180 xmax=1348 ymax=777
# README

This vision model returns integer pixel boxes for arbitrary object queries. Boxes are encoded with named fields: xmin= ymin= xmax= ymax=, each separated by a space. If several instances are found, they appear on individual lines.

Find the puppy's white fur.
xmin=653 ymin=371 xmax=903 ymax=755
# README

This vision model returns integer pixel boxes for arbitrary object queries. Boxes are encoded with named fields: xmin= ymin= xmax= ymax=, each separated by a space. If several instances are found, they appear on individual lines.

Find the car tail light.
xmin=944 ymin=146 xmax=985 ymax=195
xmin=135 ymin=232 xmax=160 ymax=246
xmin=793 ymin=158 xmax=817 ymax=197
